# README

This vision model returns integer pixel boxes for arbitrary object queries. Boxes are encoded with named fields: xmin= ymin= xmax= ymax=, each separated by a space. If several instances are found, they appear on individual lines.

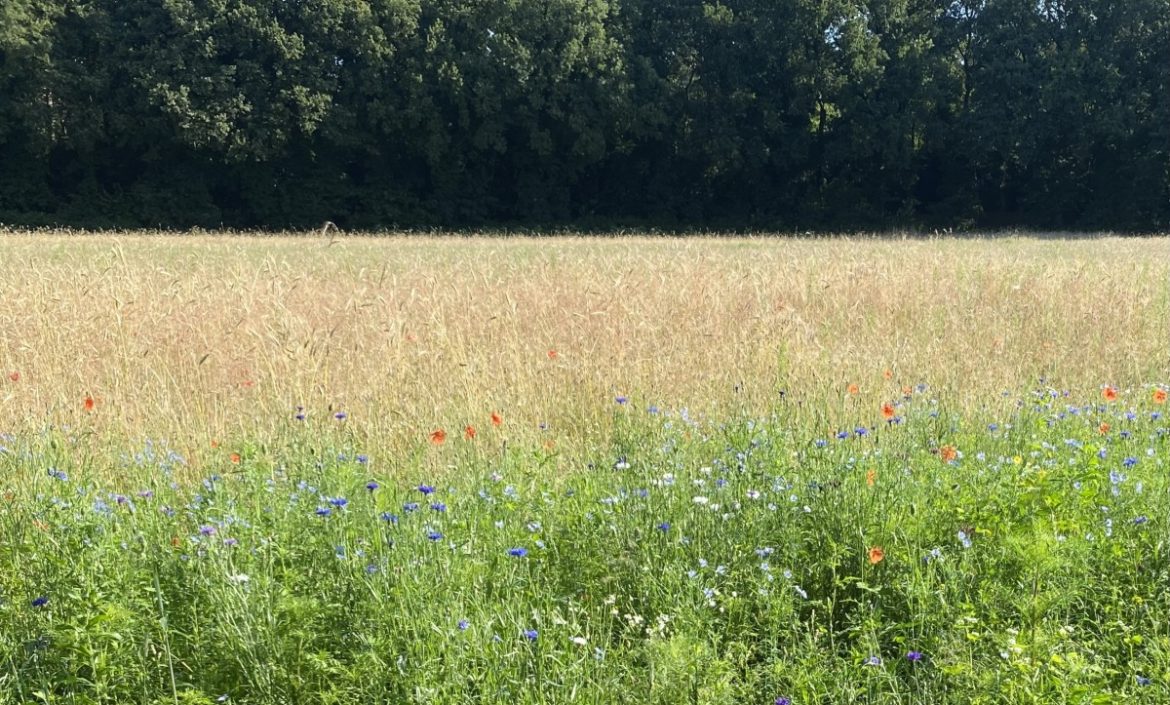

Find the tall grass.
xmin=0 ymin=232 xmax=1168 ymax=703
xmin=1 ymin=232 xmax=1167 ymax=459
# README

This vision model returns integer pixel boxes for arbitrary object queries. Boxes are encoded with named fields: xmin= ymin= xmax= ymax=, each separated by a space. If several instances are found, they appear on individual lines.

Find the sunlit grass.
xmin=0 ymin=232 xmax=1168 ymax=703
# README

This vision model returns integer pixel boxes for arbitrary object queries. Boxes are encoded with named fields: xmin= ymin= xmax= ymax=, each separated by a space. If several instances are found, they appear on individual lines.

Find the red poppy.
xmin=1154 ymin=388 xmax=1167 ymax=404
xmin=7 ymin=371 xmax=18 ymax=382
xmin=83 ymin=396 xmax=95 ymax=412
xmin=547 ymin=349 xmax=558 ymax=359
xmin=881 ymin=403 xmax=895 ymax=420
xmin=430 ymin=429 xmax=447 ymax=445
xmin=868 ymin=546 xmax=885 ymax=565
xmin=1098 ymin=422 xmax=1110 ymax=435
xmin=866 ymin=469 xmax=877 ymax=486
xmin=491 ymin=412 xmax=503 ymax=427
xmin=883 ymin=369 xmax=893 ymax=380
xmin=230 ymin=452 xmax=241 ymax=464
xmin=847 ymin=383 xmax=860 ymax=395
xmin=939 ymin=445 xmax=958 ymax=463
xmin=464 ymin=425 xmax=476 ymax=440
xmin=1103 ymin=386 xmax=1118 ymax=402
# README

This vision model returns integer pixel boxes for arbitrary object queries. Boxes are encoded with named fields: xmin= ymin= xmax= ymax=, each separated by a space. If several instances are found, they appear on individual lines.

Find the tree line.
xmin=1 ymin=1 xmax=1167 ymax=230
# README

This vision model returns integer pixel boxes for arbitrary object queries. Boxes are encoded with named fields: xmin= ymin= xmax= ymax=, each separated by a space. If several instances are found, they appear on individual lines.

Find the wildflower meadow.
xmin=1 ymin=233 xmax=1168 ymax=704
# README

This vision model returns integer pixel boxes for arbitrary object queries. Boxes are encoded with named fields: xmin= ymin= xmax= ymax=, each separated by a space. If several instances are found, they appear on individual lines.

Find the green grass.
xmin=2 ymin=385 xmax=1168 ymax=704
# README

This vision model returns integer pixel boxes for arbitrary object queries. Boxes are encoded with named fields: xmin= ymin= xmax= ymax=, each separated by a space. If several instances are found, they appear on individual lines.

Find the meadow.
xmin=1 ymin=232 xmax=1168 ymax=704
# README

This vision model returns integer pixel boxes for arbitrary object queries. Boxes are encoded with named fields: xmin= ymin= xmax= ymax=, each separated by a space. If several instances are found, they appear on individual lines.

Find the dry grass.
xmin=1 ymin=231 xmax=1168 ymax=456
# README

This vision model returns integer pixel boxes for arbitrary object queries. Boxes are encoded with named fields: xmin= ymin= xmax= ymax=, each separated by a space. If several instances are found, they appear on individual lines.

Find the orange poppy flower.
xmin=939 ymin=445 xmax=958 ymax=463
xmin=491 ymin=412 xmax=503 ymax=427
xmin=1098 ymin=422 xmax=1110 ymax=435
xmin=230 ymin=452 xmax=241 ymax=464
xmin=883 ymin=369 xmax=893 ymax=380
xmin=241 ymin=380 xmax=255 ymax=389
xmin=847 ymin=383 xmax=860 ymax=395
xmin=210 ymin=439 xmax=220 ymax=449
xmin=547 ymin=349 xmax=558 ymax=360
xmin=430 ymin=429 xmax=447 ymax=445
xmin=1103 ymin=386 xmax=1118 ymax=402
xmin=7 ymin=371 xmax=18 ymax=382
xmin=2 ymin=490 xmax=14 ymax=502
xmin=866 ymin=469 xmax=877 ymax=486
xmin=464 ymin=425 xmax=476 ymax=440
xmin=881 ymin=403 xmax=895 ymax=420
xmin=83 ymin=395 xmax=95 ymax=412
xmin=1154 ymin=388 xmax=1167 ymax=404
xmin=902 ymin=385 xmax=913 ymax=397
xmin=868 ymin=546 xmax=885 ymax=565
xmin=171 ymin=536 xmax=182 ymax=548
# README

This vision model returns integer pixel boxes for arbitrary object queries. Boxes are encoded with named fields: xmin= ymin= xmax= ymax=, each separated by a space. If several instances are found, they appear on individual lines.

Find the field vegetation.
xmin=1 ymin=232 xmax=1168 ymax=704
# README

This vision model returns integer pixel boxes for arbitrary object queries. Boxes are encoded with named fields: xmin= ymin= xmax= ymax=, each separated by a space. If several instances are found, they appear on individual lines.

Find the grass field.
xmin=1 ymin=232 xmax=1169 ymax=704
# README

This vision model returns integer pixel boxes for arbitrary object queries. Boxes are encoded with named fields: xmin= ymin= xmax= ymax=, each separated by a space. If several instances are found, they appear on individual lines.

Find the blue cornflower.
xmin=864 ymin=655 xmax=882 ymax=667
xmin=522 ymin=629 xmax=539 ymax=641
xmin=329 ymin=497 xmax=348 ymax=508
xmin=31 ymin=595 xmax=49 ymax=608
xmin=814 ymin=439 xmax=827 ymax=448
xmin=315 ymin=507 xmax=331 ymax=517
xmin=380 ymin=512 xmax=398 ymax=524
xmin=295 ymin=412 xmax=306 ymax=421
xmin=458 ymin=619 xmax=470 ymax=631
xmin=1136 ymin=675 xmax=1151 ymax=686
xmin=656 ymin=522 xmax=670 ymax=532
xmin=854 ymin=426 xmax=868 ymax=437
xmin=509 ymin=547 xmax=528 ymax=557
xmin=615 ymin=395 xmax=629 ymax=405
xmin=426 ymin=530 xmax=443 ymax=542
xmin=356 ymin=454 xmax=369 ymax=464
xmin=906 ymin=651 xmax=923 ymax=662
xmin=1133 ymin=516 xmax=1148 ymax=525
xmin=47 ymin=468 xmax=68 ymax=481
xmin=430 ymin=502 xmax=447 ymax=512
xmin=647 ymin=405 xmax=660 ymax=414
xmin=365 ymin=564 xmax=378 ymax=574
xmin=223 ymin=538 xmax=238 ymax=547
xmin=199 ymin=525 xmax=217 ymax=536
xmin=137 ymin=490 xmax=154 ymax=499
xmin=774 ymin=698 xmax=791 ymax=705
xmin=366 ymin=481 xmax=379 ymax=492
xmin=418 ymin=484 xmax=436 ymax=495
xmin=334 ymin=411 xmax=347 ymax=421
xmin=404 ymin=502 xmax=420 ymax=512
xmin=835 ymin=430 xmax=849 ymax=440
xmin=1122 ymin=457 xmax=1138 ymax=468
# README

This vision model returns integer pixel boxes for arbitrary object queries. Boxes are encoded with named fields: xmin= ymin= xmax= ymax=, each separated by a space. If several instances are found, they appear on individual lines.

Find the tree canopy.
xmin=1 ymin=0 xmax=1167 ymax=229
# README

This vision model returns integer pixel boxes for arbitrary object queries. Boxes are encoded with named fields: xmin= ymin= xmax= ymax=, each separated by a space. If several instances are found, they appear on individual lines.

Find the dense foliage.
xmin=2 ymin=386 xmax=1169 ymax=703
xmin=1 ymin=1 xmax=1168 ymax=229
